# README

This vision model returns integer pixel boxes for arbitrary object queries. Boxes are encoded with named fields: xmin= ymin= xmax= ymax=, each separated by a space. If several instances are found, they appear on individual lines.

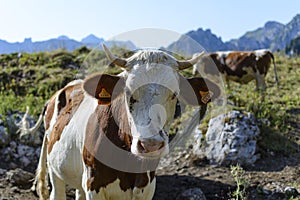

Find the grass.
xmin=224 ymin=54 xmax=300 ymax=153
xmin=230 ymin=164 xmax=249 ymax=200
xmin=0 ymin=49 xmax=299 ymax=156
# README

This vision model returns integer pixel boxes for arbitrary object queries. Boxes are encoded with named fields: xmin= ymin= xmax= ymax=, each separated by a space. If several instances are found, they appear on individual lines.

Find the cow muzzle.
xmin=138 ymin=139 xmax=165 ymax=153
xmin=135 ymin=133 xmax=167 ymax=157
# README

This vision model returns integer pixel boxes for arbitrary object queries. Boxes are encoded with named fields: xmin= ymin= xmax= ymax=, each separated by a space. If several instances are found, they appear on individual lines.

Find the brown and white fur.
xmin=193 ymin=49 xmax=279 ymax=90
xmin=19 ymin=45 xmax=221 ymax=200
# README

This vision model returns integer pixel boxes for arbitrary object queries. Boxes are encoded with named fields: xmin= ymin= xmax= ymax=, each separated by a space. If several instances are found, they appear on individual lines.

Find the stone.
xmin=193 ymin=110 xmax=260 ymax=166
xmin=0 ymin=126 xmax=10 ymax=147
xmin=17 ymin=144 xmax=35 ymax=157
xmin=0 ymin=168 xmax=7 ymax=176
xmin=176 ymin=188 xmax=207 ymax=200
xmin=284 ymin=186 xmax=299 ymax=198
xmin=20 ymin=156 xmax=31 ymax=168
xmin=6 ymin=168 xmax=34 ymax=186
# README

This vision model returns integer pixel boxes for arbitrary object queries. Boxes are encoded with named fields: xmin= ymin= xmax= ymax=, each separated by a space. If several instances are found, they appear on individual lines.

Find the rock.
xmin=0 ymin=142 xmax=40 ymax=170
xmin=0 ymin=168 xmax=7 ymax=176
xmin=1 ymin=146 xmax=14 ymax=162
xmin=15 ymin=145 xmax=40 ymax=168
xmin=10 ymin=141 xmax=17 ymax=150
xmin=0 ymin=125 xmax=10 ymax=147
xmin=176 ymin=188 xmax=207 ymax=200
xmin=284 ymin=186 xmax=299 ymax=198
xmin=20 ymin=156 xmax=31 ymax=168
xmin=17 ymin=144 xmax=35 ymax=157
xmin=193 ymin=110 xmax=260 ymax=166
xmin=6 ymin=168 xmax=34 ymax=186
xmin=15 ymin=111 xmax=43 ymax=146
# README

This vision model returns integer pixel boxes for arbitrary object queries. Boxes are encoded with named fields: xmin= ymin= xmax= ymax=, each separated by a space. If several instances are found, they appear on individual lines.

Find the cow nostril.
xmin=138 ymin=140 xmax=164 ymax=153
xmin=138 ymin=140 xmax=145 ymax=151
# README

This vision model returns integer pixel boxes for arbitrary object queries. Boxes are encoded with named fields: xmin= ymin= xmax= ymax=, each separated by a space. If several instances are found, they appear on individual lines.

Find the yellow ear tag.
xmin=99 ymin=88 xmax=111 ymax=98
xmin=199 ymin=91 xmax=213 ymax=104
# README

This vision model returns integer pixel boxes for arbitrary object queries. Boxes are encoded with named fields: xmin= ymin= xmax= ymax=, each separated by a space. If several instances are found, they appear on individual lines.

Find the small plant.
xmin=230 ymin=164 xmax=249 ymax=200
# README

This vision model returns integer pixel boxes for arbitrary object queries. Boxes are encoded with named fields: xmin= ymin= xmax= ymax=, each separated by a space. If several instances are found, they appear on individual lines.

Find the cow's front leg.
xmin=76 ymin=188 xmax=86 ymax=200
xmin=132 ymin=177 xmax=156 ymax=200
xmin=255 ymin=72 xmax=266 ymax=91
xmin=49 ymin=171 xmax=66 ymax=200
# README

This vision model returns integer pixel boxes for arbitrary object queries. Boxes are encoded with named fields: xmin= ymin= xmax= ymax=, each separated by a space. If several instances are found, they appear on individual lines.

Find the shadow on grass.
xmin=245 ymin=124 xmax=300 ymax=172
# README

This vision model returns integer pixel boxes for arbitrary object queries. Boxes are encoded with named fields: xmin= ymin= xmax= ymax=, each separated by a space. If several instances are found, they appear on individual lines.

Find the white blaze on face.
xmin=126 ymin=64 xmax=179 ymax=137
xmin=122 ymin=50 xmax=180 ymax=156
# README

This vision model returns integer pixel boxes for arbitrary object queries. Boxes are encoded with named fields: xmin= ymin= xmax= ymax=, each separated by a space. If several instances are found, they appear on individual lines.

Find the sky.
xmin=0 ymin=0 xmax=299 ymax=45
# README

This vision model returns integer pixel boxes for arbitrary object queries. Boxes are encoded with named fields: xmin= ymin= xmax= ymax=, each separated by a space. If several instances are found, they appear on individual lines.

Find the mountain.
xmin=1 ymin=14 xmax=299 ymax=54
xmin=0 ymin=35 xmax=136 ymax=54
xmin=168 ymin=14 xmax=300 ymax=54
xmin=285 ymin=35 xmax=300 ymax=55
xmin=0 ymin=37 xmax=83 ymax=54
xmin=168 ymin=28 xmax=230 ymax=55
xmin=81 ymin=34 xmax=104 ymax=47
xmin=227 ymin=21 xmax=285 ymax=50
xmin=273 ymin=14 xmax=300 ymax=50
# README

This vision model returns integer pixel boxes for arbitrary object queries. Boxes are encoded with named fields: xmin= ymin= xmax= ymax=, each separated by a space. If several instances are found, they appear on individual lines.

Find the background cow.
xmin=18 ymin=45 xmax=221 ymax=200
xmin=193 ymin=49 xmax=279 ymax=90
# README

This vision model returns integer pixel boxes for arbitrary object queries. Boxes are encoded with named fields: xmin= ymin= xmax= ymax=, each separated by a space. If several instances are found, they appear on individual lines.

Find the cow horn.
xmin=177 ymin=51 xmax=205 ymax=70
xmin=102 ymin=44 xmax=127 ymax=68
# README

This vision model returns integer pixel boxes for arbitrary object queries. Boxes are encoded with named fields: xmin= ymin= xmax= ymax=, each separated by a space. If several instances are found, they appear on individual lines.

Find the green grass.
xmin=224 ymin=54 xmax=300 ymax=153
xmin=0 ymin=49 xmax=299 ymax=155
xmin=230 ymin=164 xmax=249 ymax=200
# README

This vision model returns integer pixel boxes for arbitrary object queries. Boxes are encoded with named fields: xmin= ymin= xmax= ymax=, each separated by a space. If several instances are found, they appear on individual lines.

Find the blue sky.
xmin=0 ymin=0 xmax=299 ymax=43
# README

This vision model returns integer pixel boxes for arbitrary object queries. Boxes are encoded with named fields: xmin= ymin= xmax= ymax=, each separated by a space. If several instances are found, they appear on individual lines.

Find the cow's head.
xmin=83 ymin=45 xmax=220 ymax=159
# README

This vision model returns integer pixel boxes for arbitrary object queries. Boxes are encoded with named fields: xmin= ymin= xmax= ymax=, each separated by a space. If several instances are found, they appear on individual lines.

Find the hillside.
xmin=167 ymin=28 xmax=231 ymax=55
xmin=285 ymin=35 xmax=300 ymax=55
xmin=228 ymin=21 xmax=285 ymax=50
xmin=0 ymin=48 xmax=299 ymax=199
xmin=0 ymin=48 xmax=299 ymax=150
xmin=168 ymin=14 xmax=300 ymax=54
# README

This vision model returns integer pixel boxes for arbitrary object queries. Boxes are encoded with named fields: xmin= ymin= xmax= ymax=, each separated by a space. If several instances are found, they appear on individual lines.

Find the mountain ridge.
xmin=1 ymin=14 xmax=299 ymax=54
xmin=0 ymin=35 xmax=135 ymax=54
xmin=168 ymin=14 xmax=300 ymax=54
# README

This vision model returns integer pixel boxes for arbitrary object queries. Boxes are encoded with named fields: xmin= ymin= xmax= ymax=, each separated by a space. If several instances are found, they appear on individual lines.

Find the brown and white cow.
xmin=193 ymin=49 xmax=279 ymax=90
xmin=19 ymin=45 xmax=220 ymax=200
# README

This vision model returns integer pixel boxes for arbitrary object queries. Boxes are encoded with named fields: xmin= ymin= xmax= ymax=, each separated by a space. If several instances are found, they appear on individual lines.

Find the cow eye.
xmin=171 ymin=92 xmax=177 ymax=100
xmin=129 ymin=96 xmax=137 ymax=111
xmin=130 ymin=96 xmax=137 ymax=104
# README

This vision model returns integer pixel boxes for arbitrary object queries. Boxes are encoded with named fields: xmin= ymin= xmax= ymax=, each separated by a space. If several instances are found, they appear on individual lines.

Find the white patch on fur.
xmin=216 ymin=51 xmax=232 ymax=65
xmin=66 ymin=79 xmax=83 ymax=86
xmin=254 ymin=70 xmax=267 ymax=90
xmin=121 ymin=50 xmax=180 ymax=157
xmin=47 ymin=91 xmax=61 ymax=136
xmin=47 ymin=94 xmax=98 ymax=196
xmin=85 ymin=174 xmax=156 ymax=200
xmin=254 ymin=49 xmax=269 ymax=58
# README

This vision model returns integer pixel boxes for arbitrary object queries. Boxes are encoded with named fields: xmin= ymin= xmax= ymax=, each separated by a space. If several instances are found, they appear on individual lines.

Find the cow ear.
xmin=83 ymin=73 xmax=125 ymax=105
xmin=179 ymin=75 xmax=220 ymax=106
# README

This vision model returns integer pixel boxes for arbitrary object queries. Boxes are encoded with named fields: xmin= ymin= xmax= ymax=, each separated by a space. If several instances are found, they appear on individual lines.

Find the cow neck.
xmin=83 ymin=94 xmax=155 ymax=193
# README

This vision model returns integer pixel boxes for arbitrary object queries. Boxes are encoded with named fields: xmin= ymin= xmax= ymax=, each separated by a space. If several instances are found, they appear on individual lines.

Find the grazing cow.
xmin=193 ymin=49 xmax=279 ymax=90
xmin=19 ymin=45 xmax=220 ymax=200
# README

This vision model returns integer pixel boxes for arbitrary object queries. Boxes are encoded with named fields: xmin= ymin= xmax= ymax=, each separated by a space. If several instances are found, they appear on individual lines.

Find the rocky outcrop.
xmin=193 ymin=110 xmax=260 ymax=166
xmin=0 ymin=112 xmax=43 ymax=172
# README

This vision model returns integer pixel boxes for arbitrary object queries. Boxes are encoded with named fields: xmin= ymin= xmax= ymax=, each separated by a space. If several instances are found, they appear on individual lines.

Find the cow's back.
xmin=223 ymin=52 xmax=257 ymax=83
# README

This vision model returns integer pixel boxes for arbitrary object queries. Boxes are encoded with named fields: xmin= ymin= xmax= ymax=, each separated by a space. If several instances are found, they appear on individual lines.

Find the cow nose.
xmin=138 ymin=138 xmax=165 ymax=153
